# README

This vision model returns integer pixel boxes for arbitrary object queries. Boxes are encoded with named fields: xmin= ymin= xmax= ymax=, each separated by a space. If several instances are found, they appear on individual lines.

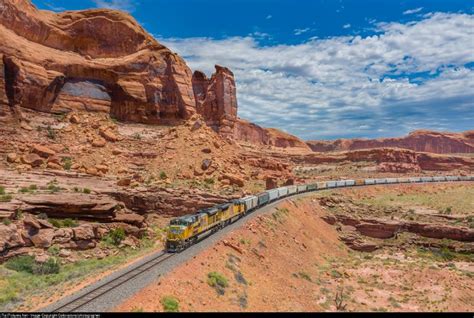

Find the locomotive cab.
xmin=166 ymin=215 xmax=197 ymax=252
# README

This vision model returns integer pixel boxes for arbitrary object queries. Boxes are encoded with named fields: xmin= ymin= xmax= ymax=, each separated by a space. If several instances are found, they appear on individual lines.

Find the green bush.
xmin=161 ymin=296 xmax=179 ymax=312
xmin=5 ymin=255 xmax=60 ymax=275
xmin=0 ymin=186 xmax=5 ymax=195
xmin=46 ymin=126 xmax=56 ymax=140
xmin=0 ymin=194 xmax=12 ymax=202
xmin=207 ymin=271 xmax=228 ymax=288
xmin=83 ymin=188 xmax=91 ymax=194
xmin=49 ymin=218 xmax=79 ymax=228
xmin=2 ymin=218 xmax=11 ymax=226
xmin=103 ymin=228 xmax=126 ymax=246
xmin=5 ymin=256 xmax=35 ymax=273
xmin=33 ymin=258 xmax=60 ymax=275
xmin=14 ymin=209 xmax=23 ymax=220
xmin=62 ymin=157 xmax=73 ymax=171
xmin=204 ymin=178 xmax=215 ymax=185
xmin=159 ymin=171 xmax=168 ymax=180
xmin=47 ymin=182 xmax=61 ymax=193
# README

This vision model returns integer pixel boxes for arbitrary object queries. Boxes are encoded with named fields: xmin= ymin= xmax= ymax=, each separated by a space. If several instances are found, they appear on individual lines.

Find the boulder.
xmin=113 ymin=212 xmax=145 ymax=226
xmin=0 ymin=224 xmax=25 ymax=252
xmin=201 ymin=159 xmax=212 ymax=171
xmin=21 ymin=153 xmax=44 ymax=167
xmin=220 ymin=174 xmax=245 ymax=187
xmin=30 ymin=229 xmax=55 ymax=248
xmin=73 ymin=224 xmax=96 ymax=241
xmin=20 ymin=194 xmax=118 ymax=220
xmin=100 ymin=128 xmax=119 ymax=142
xmin=32 ymin=144 xmax=56 ymax=158
xmin=265 ymin=177 xmax=278 ymax=190
xmin=92 ymin=138 xmax=107 ymax=148
xmin=6 ymin=153 xmax=18 ymax=163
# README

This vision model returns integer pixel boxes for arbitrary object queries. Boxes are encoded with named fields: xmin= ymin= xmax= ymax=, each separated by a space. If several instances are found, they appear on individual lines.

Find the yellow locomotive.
xmin=166 ymin=200 xmax=246 ymax=252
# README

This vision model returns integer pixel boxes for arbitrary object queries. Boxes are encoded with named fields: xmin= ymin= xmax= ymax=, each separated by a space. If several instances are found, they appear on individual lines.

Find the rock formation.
xmin=307 ymin=130 xmax=474 ymax=154
xmin=193 ymin=66 xmax=238 ymax=138
xmin=286 ymin=147 xmax=474 ymax=172
xmin=234 ymin=119 xmax=310 ymax=150
xmin=0 ymin=0 xmax=196 ymax=124
xmin=0 ymin=0 xmax=314 ymax=149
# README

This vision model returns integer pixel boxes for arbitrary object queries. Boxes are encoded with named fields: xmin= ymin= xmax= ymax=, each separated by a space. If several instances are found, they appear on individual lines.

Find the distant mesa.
xmin=306 ymin=130 xmax=474 ymax=154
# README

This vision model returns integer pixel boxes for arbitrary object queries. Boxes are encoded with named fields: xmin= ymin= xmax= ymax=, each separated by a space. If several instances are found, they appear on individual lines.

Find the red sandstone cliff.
xmin=234 ymin=119 xmax=310 ymax=150
xmin=307 ymin=130 xmax=474 ymax=154
xmin=0 ymin=0 xmax=307 ymax=150
xmin=0 ymin=0 xmax=197 ymax=124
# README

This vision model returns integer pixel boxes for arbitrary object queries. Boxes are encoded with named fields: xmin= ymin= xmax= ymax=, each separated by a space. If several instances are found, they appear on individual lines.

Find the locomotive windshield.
xmin=169 ymin=226 xmax=185 ymax=234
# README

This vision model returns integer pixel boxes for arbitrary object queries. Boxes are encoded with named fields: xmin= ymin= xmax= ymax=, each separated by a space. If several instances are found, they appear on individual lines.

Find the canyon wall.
xmin=307 ymin=130 xmax=474 ymax=154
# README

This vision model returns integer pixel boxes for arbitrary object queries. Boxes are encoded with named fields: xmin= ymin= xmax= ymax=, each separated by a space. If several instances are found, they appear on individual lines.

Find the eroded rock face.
xmin=0 ymin=0 xmax=196 ymax=124
xmin=234 ymin=119 xmax=310 ymax=150
xmin=193 ymin=66 xmax=238 ymax=137
xmin=288 ymin=147 xmax=474 ymax=172
xmin=307 ymin=130 xmax=474 ymax=154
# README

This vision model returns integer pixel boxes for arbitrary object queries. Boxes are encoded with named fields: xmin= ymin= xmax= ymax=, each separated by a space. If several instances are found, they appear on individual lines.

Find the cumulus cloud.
xmin=403 ymin=7 xmax=423 ymax=15
xmin=161 ymin=13 xmax=474 ymax=139
xmin=343 ymin=23 xmax=351 ymax=29
xmin=92 ymin=0 xmax=136 ymax=12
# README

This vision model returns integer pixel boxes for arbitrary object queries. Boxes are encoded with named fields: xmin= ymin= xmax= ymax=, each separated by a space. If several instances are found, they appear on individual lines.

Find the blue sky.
xmin=33 ymin=0 xmax=474 ymax=140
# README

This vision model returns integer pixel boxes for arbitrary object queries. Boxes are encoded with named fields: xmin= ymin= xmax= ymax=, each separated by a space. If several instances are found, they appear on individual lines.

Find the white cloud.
xmin=294 ymin=28 xmax=310 ymax=35
xmin=266 ymin=15 xmax=273 ymax=20
xmin=92 ymin=0 xmax=136 ymax=12
xmin=161 ymin=12 xmax=474 ymax=139
xmin=343 ymin=23 xmax=351 ymax=29
xmin=42 ymin=2 xmax=65 ymax=12
xmin=403 ymin=7 xmax=423 ymax=15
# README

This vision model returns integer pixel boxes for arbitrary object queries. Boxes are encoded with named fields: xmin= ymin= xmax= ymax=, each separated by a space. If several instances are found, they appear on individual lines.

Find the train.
xmin=165 ymin=175 xmax=474 ymax=252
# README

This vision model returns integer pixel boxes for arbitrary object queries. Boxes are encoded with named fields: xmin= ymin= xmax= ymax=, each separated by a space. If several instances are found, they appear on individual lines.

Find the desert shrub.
xmin=103 ymin=228 xmax=126 ymax=246
xmin=2 ymin=218 xmax=11 ymax=226
xmin=46 ymin=126 xmax=56 ymax=140
xmin=159 ymin=171 xmax=168 ymax=180
xmin=62 ymin=157 xmax=73 ymax=171
xmin=49 ymin=218 xmax=78 ymax=228
xmin=161 ymin=296 xmax=179 ymax=312
xmin=47 ymin=181 xmax=61 ymax=193
xmin=0 ymin=186 xmax=5 ymax=195
xmin=298 ymin=271 xmax=312 ymax=282
xmin=0 ymin=194 xmax=12 ymax=202
xmin=19 ymin=185 xmax=39 ymax=194
xmin=132 ymin=133 xmax=142 ymax=140
xmin=207 ymin=271 xmax=228 ymax=294
xmin=48 ymin=245 xmax=60 ymax=256
xmin=204 ymin=178 xmax=215 ymax=185
xmin=33 ymin=257 xmax=60 ymax=275
xmin=5 ymin=256 xmax=36 ymax=273
xmin=83 ymin=188 xmax=91 ymax=194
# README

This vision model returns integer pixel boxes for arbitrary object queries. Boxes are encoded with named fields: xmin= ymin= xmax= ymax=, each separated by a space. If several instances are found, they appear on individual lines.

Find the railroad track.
xmin=52 ymin=251 xmax=174 ymax=312
xmin=43 ymin=177 xmax=472 ymax=312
